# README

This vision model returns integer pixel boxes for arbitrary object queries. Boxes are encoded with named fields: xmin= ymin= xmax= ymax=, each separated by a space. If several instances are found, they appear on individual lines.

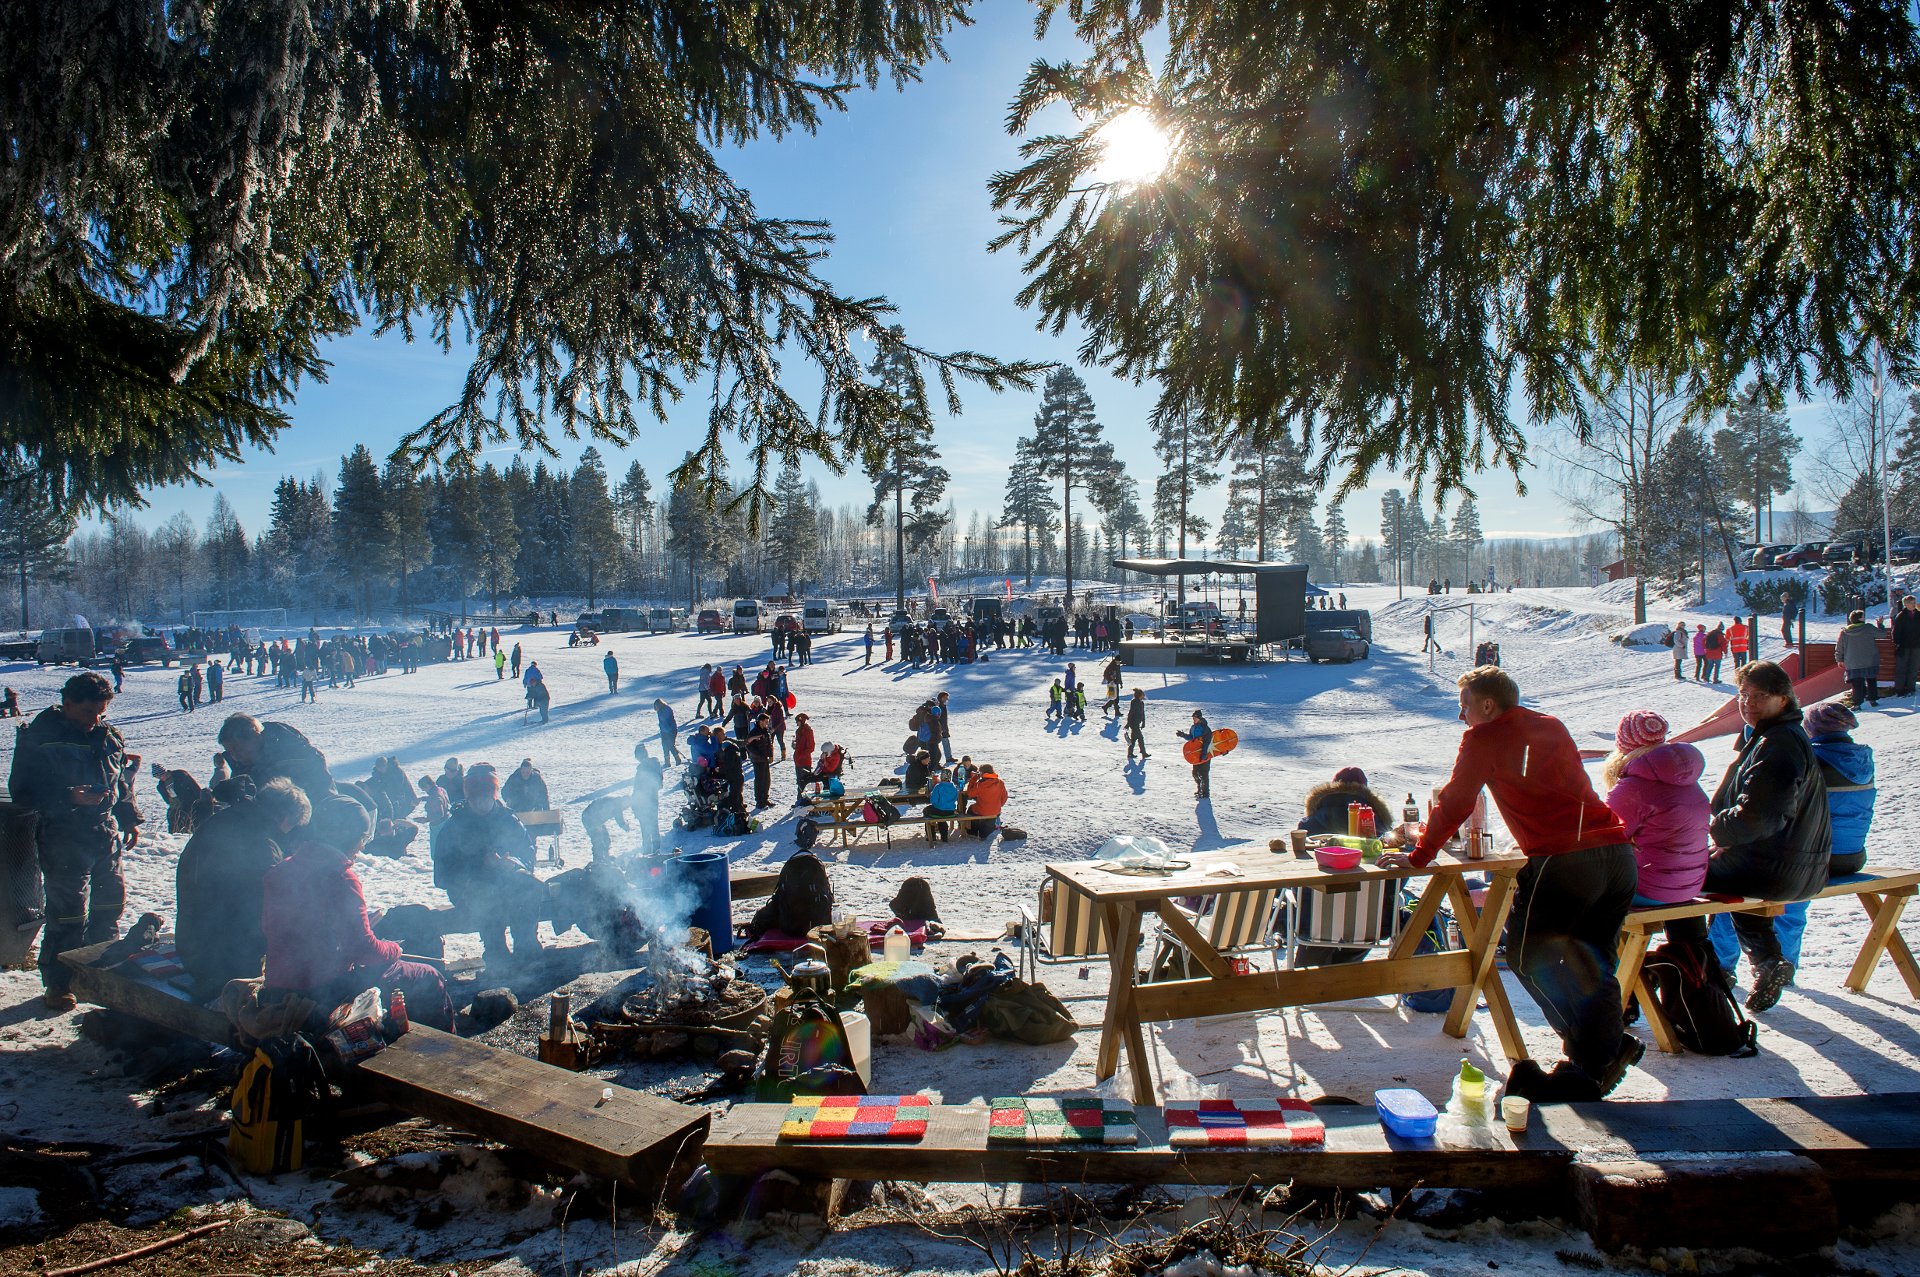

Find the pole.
xmin=1396 ymin=502 xmax=1404 ymax=600
xmin=1876 ymin=345 xmax=1896 ymax=623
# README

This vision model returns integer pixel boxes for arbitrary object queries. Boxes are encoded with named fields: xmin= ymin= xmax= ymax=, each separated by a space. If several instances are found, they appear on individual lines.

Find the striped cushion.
xmin=988 ymin=1097 xmax=1137 ymax=1144
xmin=1164 ymin=1098 xmax=1325 ymax=1147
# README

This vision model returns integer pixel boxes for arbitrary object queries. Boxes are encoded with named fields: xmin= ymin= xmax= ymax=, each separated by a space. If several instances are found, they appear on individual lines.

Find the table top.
xmin=1046 ymin=845 xmax=1526 ymax=902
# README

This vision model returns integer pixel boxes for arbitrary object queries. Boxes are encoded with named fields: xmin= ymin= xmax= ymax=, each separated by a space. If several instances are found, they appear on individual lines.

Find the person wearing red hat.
xmin=1381 ymin=666 xmax=1638 ymax=1101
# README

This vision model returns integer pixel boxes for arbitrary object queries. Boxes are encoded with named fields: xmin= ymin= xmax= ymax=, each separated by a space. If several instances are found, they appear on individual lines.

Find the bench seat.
xmin=805 ymin=812 xmax=994 ymax=850
xmin=1618 ymin=867 xmax=1920 ymax=1053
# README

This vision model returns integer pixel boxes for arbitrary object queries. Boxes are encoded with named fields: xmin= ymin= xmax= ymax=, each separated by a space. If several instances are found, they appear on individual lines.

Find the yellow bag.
xmin=228 ymin=1038 xmax=323 ymax=1173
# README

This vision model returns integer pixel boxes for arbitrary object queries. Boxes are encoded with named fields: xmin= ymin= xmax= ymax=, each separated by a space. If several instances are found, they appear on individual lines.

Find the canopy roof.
xmin=1110 ymin=558 xmax=1308 ymax=577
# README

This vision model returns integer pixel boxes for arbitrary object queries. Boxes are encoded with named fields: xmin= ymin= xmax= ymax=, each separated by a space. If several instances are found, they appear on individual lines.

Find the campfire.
xmin=571 ymin=925 xmax=771 ymax=1064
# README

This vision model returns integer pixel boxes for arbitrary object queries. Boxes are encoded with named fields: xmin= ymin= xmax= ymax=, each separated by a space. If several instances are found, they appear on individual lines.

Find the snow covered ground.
xmin=3 ymin=583 xmax=1918 ymax=1274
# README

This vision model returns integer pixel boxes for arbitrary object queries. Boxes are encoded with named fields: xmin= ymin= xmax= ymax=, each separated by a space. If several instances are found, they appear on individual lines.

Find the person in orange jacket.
xmin=962 ymin=764 xmax=1007 ymax=839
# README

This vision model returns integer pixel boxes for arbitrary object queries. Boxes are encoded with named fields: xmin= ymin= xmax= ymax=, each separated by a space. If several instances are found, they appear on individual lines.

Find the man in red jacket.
xmin=1382 ymin=666 xmax=1640 ymax=1101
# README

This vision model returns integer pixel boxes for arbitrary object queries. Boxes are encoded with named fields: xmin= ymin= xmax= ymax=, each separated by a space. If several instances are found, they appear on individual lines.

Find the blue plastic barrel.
xmin=669 ymin=850 xmax=734 ymax=954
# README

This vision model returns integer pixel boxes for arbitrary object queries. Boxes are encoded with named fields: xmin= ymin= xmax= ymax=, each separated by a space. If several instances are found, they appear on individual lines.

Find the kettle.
xmin=786 ymin=943 xmax=833 ymax=999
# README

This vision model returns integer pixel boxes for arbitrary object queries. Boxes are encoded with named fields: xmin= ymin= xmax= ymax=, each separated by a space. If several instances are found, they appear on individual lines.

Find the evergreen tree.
xmin=3 ymin=5 xmax=1039 ymax=509
xmin=1324 ymin=501 xmax=1349 ymax=582
xmin=1380 ymin=490 xmax=1409 ymax=591
xmin=862 ymin=330 xmax=951 ymax=609
xmin=155 ymin=513 xmax=198 ymax=623
xmin=571 ymin=448 xmax=622 ymax=608
xmin=1285 ymin=509 xmax=1325 ymax=576
xmin=1102 ymin=473 xmax=1149 ymax=570
xmin=1226 ymin=429 xmax=1313 ymax=560
xmin=431 ymin=468 xmax=480 ymax=620
xmin=264 ymin=476 xmax=332 ymax=607
xmin=383 ymin=458 xmax=432 ymax=616
xmin=991 ymin=2 xmax=1920 ymax=498
xmin=1452 ymin=496 xmax=1483 ymax=585
xmin=666 ymin=457 xmax=741 ymax=609
xmin=0 ymin=481 xmax=74 ymax=627
xmin=614 ymin=461 xmax=654 ymax=592
xmin=472 ymin=464 xmax=520 ymax=615
xmin=1027 ymin=368 xmax=1120 ymax=604
xmin=1713 ymin=383 xmax=1801 ymax=542
xmin=333 ymin=445 xmax=392 ymax=620
xmin=767 ymin=462 xmax=821 ymax=596
xmin=999 ymin=435 xmax=1059 ymax=588
xmin=1217 ymin=487 xmax=1254 ymax=557
xmin=1149 ymin=397 xmax=1222 ymax=586
xmin=1352 ymin=541 xmax=1382 ymax=583
xmin=203 ymin=495 xmax=250 ymax=612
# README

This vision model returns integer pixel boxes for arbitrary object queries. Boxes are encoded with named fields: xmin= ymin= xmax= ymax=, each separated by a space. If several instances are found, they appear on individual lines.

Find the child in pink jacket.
xmin=1602 ymin=710 xmax=1710 ymax=907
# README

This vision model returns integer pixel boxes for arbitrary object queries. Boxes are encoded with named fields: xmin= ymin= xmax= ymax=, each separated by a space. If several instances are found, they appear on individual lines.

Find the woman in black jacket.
xmin=1674 ymin=660 xmax=1832 ymax=1012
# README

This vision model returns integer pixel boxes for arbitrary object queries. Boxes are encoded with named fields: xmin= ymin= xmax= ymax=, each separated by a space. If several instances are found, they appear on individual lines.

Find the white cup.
xmin=1501 ymin=1095 xmax=1531 ymax=1133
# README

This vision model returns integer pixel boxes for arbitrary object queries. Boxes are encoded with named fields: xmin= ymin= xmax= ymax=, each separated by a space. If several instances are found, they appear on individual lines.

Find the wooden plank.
xmin=59 ymin=940 xmax=234 ymax=1045
xmin=1049 ymin=847 xmax=1526 ymax=906
xmin=701 ymin=1101 xmax=1571 ymax=1191
xmin=1129 ymin=952 xmax=1473 ymax=1023
xmin=1149 ymin=896 xmax=1234 ymax=980
xmin=1846 ymin=891 xmax=1910 ymax=994
xmin=353 ymin=1026 xmax=709 ymax=1189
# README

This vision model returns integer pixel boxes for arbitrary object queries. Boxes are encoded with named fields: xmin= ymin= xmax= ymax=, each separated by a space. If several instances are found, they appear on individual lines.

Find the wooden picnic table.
xmin=1046 ymin=846 xmax=1530 ymax=1105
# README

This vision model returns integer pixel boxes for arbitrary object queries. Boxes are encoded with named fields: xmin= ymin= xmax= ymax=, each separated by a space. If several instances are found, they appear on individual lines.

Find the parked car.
xmin=1824 ymin=541 xmax=1865 ymax=565
xmin=574 ymin=611 xmax=604 ymax=633
xmin=696 ymin=608 xmax=725 ymax=633
xmin=0 ymin=634 xmax=40 ymax=661
xmin=116 ymin=635 xmax=175 ymax=666
xmin=1890 ymin=535 xmax=1920 ymax=566
xmin=1748 ymin=543 xmax=1796 ymax=570
xmin=1305 ymin=628 xmax=1370 ymax=663
xmin=928 ymin=607 xmax=954 ymax=631
xmin=646 ymin=607 xmax=682 ymax=632
xmin=600 ymin=607 xmax=646 ymax=633
xmin=886 ymin=609 xmax=914 ymax=636
xmin=1774 ymin=542 xmax=1829 ymax=568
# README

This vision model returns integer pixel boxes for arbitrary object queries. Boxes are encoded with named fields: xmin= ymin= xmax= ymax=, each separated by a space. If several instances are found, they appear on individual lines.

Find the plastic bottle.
xmin=1347 ymin=802 xmax=1362 ymax=836
xmin=883 ymin=924 xmax=911 ymax=963
xmin=1458 ymin=1057 xmax=1485 ymax=1097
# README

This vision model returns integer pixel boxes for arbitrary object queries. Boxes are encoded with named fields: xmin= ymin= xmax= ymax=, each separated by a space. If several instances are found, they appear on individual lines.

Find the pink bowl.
xmin=1313 ymin=845 xmax=1364 ymax=872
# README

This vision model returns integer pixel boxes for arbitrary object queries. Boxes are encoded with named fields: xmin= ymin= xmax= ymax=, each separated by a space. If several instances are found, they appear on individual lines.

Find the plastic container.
xmin=667 ymin=850 xmax=735 ymax=954
xmin=1313 ymin=845 xmax=1364 ymax=872
xmin=1375 ymin=1088 xmax=1439 ymax=1139
xmin=883 ymin=924 xmax=911 ymax=963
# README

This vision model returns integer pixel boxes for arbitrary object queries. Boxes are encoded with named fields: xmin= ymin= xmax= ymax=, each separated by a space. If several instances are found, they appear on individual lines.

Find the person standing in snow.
xmin=493 ymin=647 xmax=506 ymax=680
xmin=654 ymin=698 xmax=683 ymax=764
xmin=207 ymin=660 xmax=223 ymax=704
xmin=510 ymin=642 xmax=522 ymax=679
xmin=631 ymin=745 xmax=663 ymax=857
xmin=1175 ymin=709 xmax=1213 ymax=799
xmin=1422 ymin=613 xmax=1439 ymax=653
xmin=1835 ymin=609 xmax=1882 ymax=708
xmin=932 ymin=691 xmax=954 ymax=763
xmin=522 ymin=660 xmax=544 ymax=705
xmin=791 ymin=712 xmax=815 ymax=802
xmin=864 ymin=624 xmax=875 ymax=666
xmin=1728 ymin=616 xmax=1750 ymax=667
xmin=1670 ymin=621 xmax=1689 ymax=681
xmin=1101 ymin=657 xmax=1123 ymax=718
xmin=603 ymin=649 xmax=619 ymax=694
xmin=1125 ymin=688 xmax=1150 ymax=760
xmin=1895 ymin=594 xmax=1920 ymax=697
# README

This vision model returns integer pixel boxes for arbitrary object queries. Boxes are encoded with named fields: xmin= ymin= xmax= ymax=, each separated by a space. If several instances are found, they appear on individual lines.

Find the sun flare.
xmin=1089 ymin=109 xmax=1173 ymax=187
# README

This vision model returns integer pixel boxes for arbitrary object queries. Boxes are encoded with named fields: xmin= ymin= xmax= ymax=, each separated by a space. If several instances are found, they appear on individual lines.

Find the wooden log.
xmin=354 ymin=1025 xmax=709 ymax=1192
xmin=1572 ymin=1155 xmax=1836 ymax=1255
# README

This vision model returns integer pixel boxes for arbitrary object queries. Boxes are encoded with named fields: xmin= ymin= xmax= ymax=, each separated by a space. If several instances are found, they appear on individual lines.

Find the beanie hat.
xmin=1804 ymin=701 xmax=1858 ymax=738
xmin=309 ymin=794 xmax=374 ymax=855
xmin=1615 ymin=710 xmax=1670 ymax=753
xmin=1333 ymin=766 xmax=1368 ymax=787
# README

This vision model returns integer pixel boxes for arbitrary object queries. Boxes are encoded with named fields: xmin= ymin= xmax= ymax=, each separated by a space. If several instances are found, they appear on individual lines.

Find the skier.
xmin=1176 ymin=709 xmax=1214 ymax=799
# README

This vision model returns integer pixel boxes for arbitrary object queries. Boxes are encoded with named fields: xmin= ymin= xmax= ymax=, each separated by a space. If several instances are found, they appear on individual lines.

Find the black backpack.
xmin=1643 ymin=939 xmax=1759 ymax=1057
xmin=747 ymin=852 xmax=834 ymax=939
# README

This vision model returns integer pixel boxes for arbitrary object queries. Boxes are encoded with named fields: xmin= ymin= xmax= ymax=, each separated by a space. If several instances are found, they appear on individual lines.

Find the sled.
xmin=1183 ymin=728 xmax=1238 ymax=765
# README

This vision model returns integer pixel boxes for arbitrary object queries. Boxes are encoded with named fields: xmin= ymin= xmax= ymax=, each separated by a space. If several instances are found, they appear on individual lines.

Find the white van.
xmin=732 ymin=599 xmax=767 ymax=633
xmin=801 ymin=600 xmax=840 ymax=635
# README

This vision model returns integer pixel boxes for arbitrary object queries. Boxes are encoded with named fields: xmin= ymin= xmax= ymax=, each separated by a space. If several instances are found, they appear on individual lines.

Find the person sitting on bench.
xmin=1602 ymin=711 xmax=1710 ymax=928
xmin=1708 ymin=697 xmax=1868 ymax=998
xmin=501 ymin=758 xmax=549 ymax=814
xmin=261 ymin=795 xmax=453 ymax=1029
xmin=924 ymin=769 xmax=960 ymax=842
xmin=1292 ymin=766 xmax=1401 ymax=966
xmin=963 ymin=764 xmax=1006 ymax=838
xmin=1665 ymin=660 xmax=1832 ymax=1014
xmin=1380 ymin=665 xmax=1639 ymax=1102
xmin=434 ymin=765 xmax=546 ymax=972
xmin=176 ymin=777 xmax=310 ymax=998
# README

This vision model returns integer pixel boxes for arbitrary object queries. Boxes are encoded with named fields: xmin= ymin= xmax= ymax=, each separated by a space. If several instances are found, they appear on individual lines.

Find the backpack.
xmin=754 ymin=994 xmax=862 ymax=1100
xmin=228 ymin=1035 xmax=331 ymax=1174
xmin=1660 ymin=629 xmax=1675 ymax=647
xmin=794 ymin=816 xmax=821 ymax=851
xmin=747 ymin=851 xmax=834 ymax=939
xmin=1643 ymin=939 xmax=1759 ymax=1057
xmin=860 ymin=795 xmax=901 ymax=825
xmin=979 ymin=979 xmax=1079 ymax=1045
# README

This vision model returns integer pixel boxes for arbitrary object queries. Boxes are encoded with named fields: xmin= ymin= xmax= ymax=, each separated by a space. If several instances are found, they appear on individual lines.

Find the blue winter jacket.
xmin=1811 ymin=733 xmax=1875 ymax=858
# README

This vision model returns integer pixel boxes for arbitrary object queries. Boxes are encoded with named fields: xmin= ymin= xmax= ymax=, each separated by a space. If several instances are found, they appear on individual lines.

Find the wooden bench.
xmin=805 ymin=812 xmax=994 ymax=850
xmin=701 ymin=1092 xmax=1920 ymax=1193
xmin=1617 ymin=867 xmax=1920 ymax=1053
xmin=57 ymin=939 xmax=709 ymax=1190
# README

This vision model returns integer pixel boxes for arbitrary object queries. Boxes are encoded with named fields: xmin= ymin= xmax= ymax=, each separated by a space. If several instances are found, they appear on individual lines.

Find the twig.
xmin=45 ymin=1219 xmax=234 ymax=1277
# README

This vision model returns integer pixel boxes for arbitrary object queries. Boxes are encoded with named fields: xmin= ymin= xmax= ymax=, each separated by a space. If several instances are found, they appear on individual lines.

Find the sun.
xmin=1089 ymin=109 xmax=1173 ymax=187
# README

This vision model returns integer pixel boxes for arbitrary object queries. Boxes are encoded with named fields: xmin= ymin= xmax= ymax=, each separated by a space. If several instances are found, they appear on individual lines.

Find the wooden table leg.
xmin=1095 ymin=901 xmax=1149 ymax=1104
xmin=1847 ymin=890 xmax=1918 ymax=994
xmin=1387 ymin=875 xmax=1450 ymax=961
xmin=1615 ymin=928 xmax=1651 ymax=1012
xmin=1444 ymin=871 xmax=1517 ymax=1043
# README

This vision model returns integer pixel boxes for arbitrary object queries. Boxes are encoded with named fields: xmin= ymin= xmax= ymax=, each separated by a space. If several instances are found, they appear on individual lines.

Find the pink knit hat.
xmin=1615 ymin=710 xmax=1669 ymax=753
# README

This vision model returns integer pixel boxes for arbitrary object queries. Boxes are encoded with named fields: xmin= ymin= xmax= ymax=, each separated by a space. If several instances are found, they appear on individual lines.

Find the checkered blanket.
xmin=987 ymin=1097 xmax=1137 ymax=1145
xmin=1163 ymin=1098 xmax=1325 ymax=1147
xmin=778 ymin=1094 xmax=932 ymax=1141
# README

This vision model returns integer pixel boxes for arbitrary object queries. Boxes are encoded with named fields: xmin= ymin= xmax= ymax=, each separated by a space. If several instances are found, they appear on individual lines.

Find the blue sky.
xmin=124 ymin=8 xmax=1836 ymax=545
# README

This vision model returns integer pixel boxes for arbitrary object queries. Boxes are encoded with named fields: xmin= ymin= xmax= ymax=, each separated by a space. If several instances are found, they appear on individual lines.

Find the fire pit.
xmin=578 ymin=937 xmax=772 ymax=1063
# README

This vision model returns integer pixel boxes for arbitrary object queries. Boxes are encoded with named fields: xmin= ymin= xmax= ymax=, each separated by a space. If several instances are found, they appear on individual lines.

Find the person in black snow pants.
xmin=654 ymin=698 xmax=684 ymax=764
xmin=1125 ymin=689 xmax=1150 ymax=761
xmin=1176 ymin=709 xmax=1213 ymax=799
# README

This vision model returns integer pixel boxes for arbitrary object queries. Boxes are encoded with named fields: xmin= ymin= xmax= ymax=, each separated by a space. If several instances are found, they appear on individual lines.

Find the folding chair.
xmin=1144 ymin=886 xmax=1281 ymax=982
xmin=1017 ymin=878 xmax=1115 ymax=983
xmin=1279 ymin=877 xmax=1408 ymax=970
